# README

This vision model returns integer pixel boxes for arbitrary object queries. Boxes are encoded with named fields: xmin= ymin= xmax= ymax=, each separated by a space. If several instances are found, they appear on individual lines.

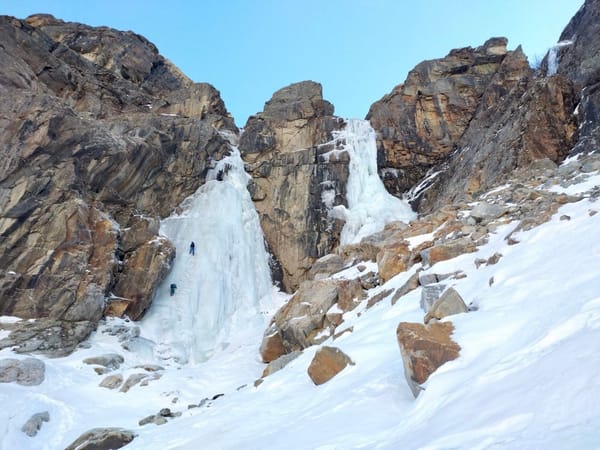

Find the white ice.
xmin=137 ymin=147 xmax=273 ymax=364
xmin=331 ymin=119 xmax=416 ymax=244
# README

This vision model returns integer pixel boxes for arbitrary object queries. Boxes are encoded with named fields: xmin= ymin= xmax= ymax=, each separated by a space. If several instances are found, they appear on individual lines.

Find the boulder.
xmin=420 ymin=237 xmax=477 ymax=266
xmin=309 ymin=254 xmax=345 ymax=280
xmin=470 ymin=202 xmax=506 ymax=223
xmin=367 ymin=289 xmax=394 ymax=309
xmin=307 ymin=346 xmax=354 ymax=385
xmin=261 ymin=351 xmax=302 ymax=378
xmin=120 ymin=373 xmax=148 ymax=393
xmin=64 ymin=427 xmax=136 ymax=450
xmin=391 ymin=271 xmax=421 ymax=305
xmin=420 ymin=284 xmax=446 ymax=312
xmin=0 ymin=357 xmax=45 ymax=386
xmin=376 ymin=241 xmax=412 ymax=283
xmin=99 ymin=374 xmax=124 ymax=390
xmin=21 ymin=411 xmax=50 ymax=437
xmin=83 ymin=353 xmax=124 ymax=370
xmin=396 ymin=321 xmax=461 ymax=397
xmin=259 ymin=325 xmax=287 ymax=363
xmin=424 ymin=287 xmax=469 ymax=323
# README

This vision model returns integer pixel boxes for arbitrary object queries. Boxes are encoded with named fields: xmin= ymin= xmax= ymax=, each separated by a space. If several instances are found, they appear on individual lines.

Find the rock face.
xmin=307 ymin=346 xmax=354 ymax=385
xmin=367 ymin=38 xmax=515 ymax=197
xmin=367 ymin=36 xmax=579 ymax=213
xmin=415 ymin=71 xmax=578 ymax=212
xmin=0 ymin=14 xmax=235 ymax=351
xmin=553 ymin=0 xmax=600 ymax=155
xmin=239 ymin=81 xmax=347 ymax=291
xmin=396 ymin=321 xmax=461 ymax=398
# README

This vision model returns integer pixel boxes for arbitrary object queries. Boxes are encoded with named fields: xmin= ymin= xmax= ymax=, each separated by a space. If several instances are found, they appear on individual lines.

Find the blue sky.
xmin=2 ymin=1 xmax=583 ymax=126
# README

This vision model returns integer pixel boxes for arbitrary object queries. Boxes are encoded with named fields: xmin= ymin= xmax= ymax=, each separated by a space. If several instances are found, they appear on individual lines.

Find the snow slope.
xmin=1 ymin=145 xmax=599 ymax=448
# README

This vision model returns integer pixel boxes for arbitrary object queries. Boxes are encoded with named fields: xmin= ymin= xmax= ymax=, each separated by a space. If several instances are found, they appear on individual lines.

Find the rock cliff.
xmin=552 ymin=0 xmax=600 ymax=156
xmin=239 ymin=81 xmax=346 ymax=291
xmin=0 ymin=14 xmax=234 ymax=350
xmin=367 ymin=37 xmax=514 ymax=197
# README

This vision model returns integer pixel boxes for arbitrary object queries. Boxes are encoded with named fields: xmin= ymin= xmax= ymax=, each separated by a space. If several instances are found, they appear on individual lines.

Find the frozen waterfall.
xmin=331 ymin=119 xmax=416 ymax=244
xmin=546 ymin=40 xmax=573 ymax=76
xmin=136 ymin=147 xmax=272 ymax=365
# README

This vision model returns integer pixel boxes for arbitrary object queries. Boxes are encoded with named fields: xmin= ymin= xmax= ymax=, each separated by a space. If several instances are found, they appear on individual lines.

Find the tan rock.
xmin=391 ymin=271 xmax=421 ymax=305
xmin=424 ymin=287 xmax=468 ymax=323
xmin=259 ymin=326 xmax=286 ymax=363
xmin=307 ymin=346 xmax=354 ymax=385
xmin=396 ymin=321 xmax=461 ymax=397
xmin=260 ymin=278 xmax=364 ymax=359
xmin=104 ymin=298 xmax=132 ymax=318
xmin=377 ymin=241 xmax=412 ymax=283
xmin=240 ymin=81 xmax=345 ymax=292
xmin=421 ymin=237 xmax=477 ymax=266
xmin=99 ymin=374 xmax=123 ymax=390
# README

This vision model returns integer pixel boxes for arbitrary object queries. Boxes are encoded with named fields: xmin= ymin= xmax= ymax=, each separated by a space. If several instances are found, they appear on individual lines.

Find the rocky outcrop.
xmin=367 ymin=38 xmax=516 ymax=197
xmin=259 ymin=278 xmax=364 ymax=362
xmin=396 ymin=321 xmax=461 ymax=398
xmin=414 ymin=71 xmax=578 ymax=212
xmin=307 ymin=346 xmax=354 ymax=385
xmin=0 ymin=318 xmax=96 ymax=356
xmin=0 ymin=14 xmax=235 ymax=350
xmin=240 ymin=81 xmax=346 ymax=291
xmin=64 ymin=427 xmax=136 ymax=450
xmin=367 ymin=34 xmax=579 ymax=213
xmin=552 ymin=0 xmax=600 ymax=155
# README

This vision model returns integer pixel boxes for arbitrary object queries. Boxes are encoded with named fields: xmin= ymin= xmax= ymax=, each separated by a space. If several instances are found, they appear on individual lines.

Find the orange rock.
xmin=307 ymin=346 xmax=354 ymax=385
xmin=396 ymin=321 xmax=461 ymax=397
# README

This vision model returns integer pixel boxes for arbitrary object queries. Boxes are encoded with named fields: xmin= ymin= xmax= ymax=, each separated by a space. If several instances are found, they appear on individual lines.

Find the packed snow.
xmin=1 ymin=139 xmax=599 ymax=449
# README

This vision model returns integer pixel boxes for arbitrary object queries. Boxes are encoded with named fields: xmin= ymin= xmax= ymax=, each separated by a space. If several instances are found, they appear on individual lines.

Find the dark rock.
xmin=64 ymin=427 xmax=135 ymax=450
xmin=21 ymin=411 xmax=50 ymax=437
xmin=0 ymin=319 xmax=95 ymax=357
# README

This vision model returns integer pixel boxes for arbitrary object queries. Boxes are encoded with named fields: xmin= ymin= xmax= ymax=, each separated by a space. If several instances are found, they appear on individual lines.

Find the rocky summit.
xmin=0 ymin=1 xmax=600 ymax=448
